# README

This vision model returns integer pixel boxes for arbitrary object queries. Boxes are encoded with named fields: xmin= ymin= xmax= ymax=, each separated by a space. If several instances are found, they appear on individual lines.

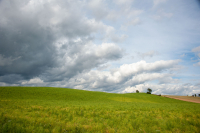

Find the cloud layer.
xmin=0 ymin=0 xmax=122 ymax=81
xmin=0 ymin=0 xmax=200 ymax=95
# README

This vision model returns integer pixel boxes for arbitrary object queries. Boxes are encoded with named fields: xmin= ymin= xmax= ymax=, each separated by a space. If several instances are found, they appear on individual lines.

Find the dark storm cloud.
xmin=0 ymin=22 xmax=56 ymax=79
xmin=0 ymin=74 xmax=24 ymax=84
xmin=42 ymin=41 xmax=123 ymax=82
xmin=197 ymin=0 xmax=200 ymax=7
xmin=0 ymin=0 xmax=123 ymax=83
xmin=0 ymin=0 xmax=58 ymax=79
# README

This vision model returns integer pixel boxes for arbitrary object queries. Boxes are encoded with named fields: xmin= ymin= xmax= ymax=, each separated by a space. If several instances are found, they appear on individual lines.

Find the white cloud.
xmin=95 ymin=43 xmax=123 ymax=58
xmin=56 ymin=60 xmax=181 ymax=93
xmin=194 ymin=62 xmax=200 ymax=67
xmin=123 ymin=83 xmax=200 ymax=96
xmin=0 ymin=82 xmax=18 ymax=86
xmin=192 ymin=46 xmax=200 ymax=52
xmin=125 ymin=73 xmax=179 ymax=86
xmin=22 ymin=77 xmax=44 ymax=85
xmin=96 ymin=64 xmax=111 ymax=70
xmin=118 ymin=60 xmax=180 ymax=76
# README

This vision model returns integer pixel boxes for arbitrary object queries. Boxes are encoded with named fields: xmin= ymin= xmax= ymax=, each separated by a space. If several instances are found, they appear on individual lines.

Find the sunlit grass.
xmin=0 ymin=86 xmax=200 ymax=132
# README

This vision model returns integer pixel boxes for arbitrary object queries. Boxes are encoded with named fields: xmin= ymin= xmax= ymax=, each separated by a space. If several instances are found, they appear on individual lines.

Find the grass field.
xmin=0 ymin=87 xmax=200 ymax=133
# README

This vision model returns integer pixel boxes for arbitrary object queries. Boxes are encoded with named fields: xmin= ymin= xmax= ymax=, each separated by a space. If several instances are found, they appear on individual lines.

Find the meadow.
xmin=0 ymin=87 xmax=200 ymax=133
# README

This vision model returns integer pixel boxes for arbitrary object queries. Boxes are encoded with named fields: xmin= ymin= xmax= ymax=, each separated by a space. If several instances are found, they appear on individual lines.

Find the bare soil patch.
xmin=162 ymin=95 xmax=200 ymax=104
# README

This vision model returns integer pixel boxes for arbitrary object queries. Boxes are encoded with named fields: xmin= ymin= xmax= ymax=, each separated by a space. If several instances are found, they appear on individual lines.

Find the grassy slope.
xmin=0 ymin=87 xmax=200 ymax=133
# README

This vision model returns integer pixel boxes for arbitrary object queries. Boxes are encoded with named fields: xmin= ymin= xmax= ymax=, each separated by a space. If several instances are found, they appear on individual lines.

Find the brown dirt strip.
xmin=162 ymin=95 xmax=200 ymax=104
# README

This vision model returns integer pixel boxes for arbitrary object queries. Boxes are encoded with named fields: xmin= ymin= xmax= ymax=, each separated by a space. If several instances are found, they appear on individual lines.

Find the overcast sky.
xmin=0 ymin=0 xmax=200 ymax=95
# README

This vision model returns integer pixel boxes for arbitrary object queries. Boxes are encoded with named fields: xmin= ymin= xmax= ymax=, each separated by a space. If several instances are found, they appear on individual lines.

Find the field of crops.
xmin=162 ymin=95 xmax=200 ymax=104
xmin=0 ymin=87 xmax=200 ymax=133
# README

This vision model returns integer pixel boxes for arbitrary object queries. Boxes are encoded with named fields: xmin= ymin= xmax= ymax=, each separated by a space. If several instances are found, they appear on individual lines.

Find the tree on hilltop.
xmin=147 ymin=88 xmax=152 ymax=94
xmin=136 ymin=90 xmax=139 ymax=93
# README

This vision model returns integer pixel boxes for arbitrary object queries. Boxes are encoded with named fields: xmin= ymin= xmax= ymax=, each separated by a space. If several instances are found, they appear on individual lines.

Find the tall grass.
xmin=0 ymin=87 xmax=200 ymax=132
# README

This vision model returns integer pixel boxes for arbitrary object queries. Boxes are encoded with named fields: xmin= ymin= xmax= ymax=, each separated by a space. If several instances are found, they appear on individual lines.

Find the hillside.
xmin=0 ymin=87 xmax=200 ymax=132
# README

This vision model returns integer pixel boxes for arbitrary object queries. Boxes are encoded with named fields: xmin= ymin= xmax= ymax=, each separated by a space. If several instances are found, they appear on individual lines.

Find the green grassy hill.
xmin=0 ymin=87 xmax=200 ymax=133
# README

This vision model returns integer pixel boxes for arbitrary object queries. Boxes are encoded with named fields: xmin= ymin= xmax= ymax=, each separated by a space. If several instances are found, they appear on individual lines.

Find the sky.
xmin=0 ymin=0 xmax=200 ymax=95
